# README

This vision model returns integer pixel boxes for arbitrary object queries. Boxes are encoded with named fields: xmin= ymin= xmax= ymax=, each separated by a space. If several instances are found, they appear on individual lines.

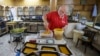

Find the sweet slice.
xmin=41 ymin=46 xmax=56 ymax=51
xmin=22 ymin=47 xmax=37 ymax=54
xmin=25 ymin=42 xmax=37 ymax=48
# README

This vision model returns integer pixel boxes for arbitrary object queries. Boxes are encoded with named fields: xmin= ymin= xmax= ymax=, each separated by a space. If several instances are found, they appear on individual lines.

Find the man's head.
xmin=58 ymin=5 xmax=67 ymax=16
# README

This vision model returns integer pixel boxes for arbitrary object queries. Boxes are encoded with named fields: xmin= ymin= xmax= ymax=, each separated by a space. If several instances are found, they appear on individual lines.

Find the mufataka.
xmin=23 ymin=48 xmax=37 ymax=54
xmin=43 ymin=30 xmax=51 ymax=34
xmin=42 ymin=48 xmax=55 ymax=51
xmin=41 ymin=54 xmax=57 ymax=56
xmin=25 ymin=43 xmax=37 ymax=48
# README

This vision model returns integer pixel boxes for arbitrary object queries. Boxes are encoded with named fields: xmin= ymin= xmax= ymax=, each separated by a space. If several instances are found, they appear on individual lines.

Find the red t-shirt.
xmin=46 ymin=11 xmax=68 ymax=30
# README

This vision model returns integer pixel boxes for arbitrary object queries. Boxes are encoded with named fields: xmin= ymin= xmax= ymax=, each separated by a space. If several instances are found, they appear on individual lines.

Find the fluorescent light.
xmin=0 ymin=0 xmax=3 ymax=2
xmin=25 ymin=0 xmax=39 ymax=2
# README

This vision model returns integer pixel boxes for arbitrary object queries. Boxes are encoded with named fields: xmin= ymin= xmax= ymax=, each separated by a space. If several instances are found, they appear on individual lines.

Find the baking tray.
xmin=41 ymin=46 xmax=56 ymax=51
xmin=24 ymin=42 xmax=37 ymax=48
xmin=22 ymin=47 xmax=38 ymax=55
xmin=26 ymin=52 xmax=37 ymax=56
xmin=58 ymin=45 xmax=72 ymax=56
xmin=39 ymin=51 xmax=60 ymax=56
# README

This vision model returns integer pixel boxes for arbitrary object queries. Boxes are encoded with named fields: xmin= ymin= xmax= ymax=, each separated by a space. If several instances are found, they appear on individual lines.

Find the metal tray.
xmin=58 ymin=45 xmax=72 ymax=56
xmin=22 ymin=47 xmax=38 ymax=55
xmin=41 ymin=46 xmax=56 ymax=51
xmin=24 ymin=42 xmax=37 ymax=48
xmin=39 ymin=51 xmax=60 ymax=56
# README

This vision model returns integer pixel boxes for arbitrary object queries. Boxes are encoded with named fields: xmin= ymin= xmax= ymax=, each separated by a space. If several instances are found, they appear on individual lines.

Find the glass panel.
xmin=35 ymin=6 xmax=42 ymax=15
xmin=23 ymin=7 xmax=29 ymax=15
xmin=42 ymin=6 xmax=50 ymax=15
xmin=29 ymin=6 xmax=35 ymax=15
xmin=94 ymin=13 xmax=100 ymax=27
xmin=17 ymin=7 xmax=23 ymax=15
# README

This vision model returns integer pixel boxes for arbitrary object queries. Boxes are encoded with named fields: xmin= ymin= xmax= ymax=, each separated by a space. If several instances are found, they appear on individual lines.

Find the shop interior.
xmin=0 ymin=0 xmax=100 ymax=56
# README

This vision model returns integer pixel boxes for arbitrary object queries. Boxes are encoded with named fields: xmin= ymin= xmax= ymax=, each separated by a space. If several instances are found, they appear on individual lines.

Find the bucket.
xmin=54 ymin=28 xmax=64 ymax=40
xmin=73 ymin=30 xmax=84 ymax=43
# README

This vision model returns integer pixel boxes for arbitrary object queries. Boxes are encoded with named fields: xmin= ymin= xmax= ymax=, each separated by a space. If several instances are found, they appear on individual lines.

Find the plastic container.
xmin=39 ymin=30 xmax=53 ymax=38
xmin=73 ymin=30 xmax=84 ymax=43
xmin=54 ymin=28 xmax=64 ymax=40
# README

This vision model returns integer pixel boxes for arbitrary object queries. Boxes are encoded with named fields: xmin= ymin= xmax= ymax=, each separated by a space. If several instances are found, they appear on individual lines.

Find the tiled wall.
xmin=58 ymin=0 xmax=97 ymax=20
xmin=73 ymin=0 xmax=96 ymax=20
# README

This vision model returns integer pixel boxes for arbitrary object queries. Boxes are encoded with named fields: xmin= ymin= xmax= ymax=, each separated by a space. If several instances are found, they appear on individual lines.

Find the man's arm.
xmin=42 ymin=15 xmax=49 ymax=31
xmin=62 ymin=15 xmax=68 ymax=30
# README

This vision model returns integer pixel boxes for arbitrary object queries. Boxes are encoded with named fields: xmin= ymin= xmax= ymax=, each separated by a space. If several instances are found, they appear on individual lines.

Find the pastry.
xmin=25 ymin=43 xmax=37 ymax=48
xmin=23 ymin=48 xmax=37 ymax=54
xmin=41 ymin=53 xmax=57 ymax=56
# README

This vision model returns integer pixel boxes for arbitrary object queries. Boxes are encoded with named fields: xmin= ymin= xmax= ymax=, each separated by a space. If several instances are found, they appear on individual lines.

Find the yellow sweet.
xmin=59 ymin=46 xmax=70 ymax=54
xmin=43 ymin=30 xmax=51 ymax=34
xmin=25 ymin=43 xmax=36 ymax=48
xmin=41 ymin=30 xmax=51 ymax=37
xmin=24 ymin=48 xmax=36 ymax=54
xmin=41 ymin=54 xmax=57 ymax=56
xmin=42 ymin=48 xmax=55 ymax=51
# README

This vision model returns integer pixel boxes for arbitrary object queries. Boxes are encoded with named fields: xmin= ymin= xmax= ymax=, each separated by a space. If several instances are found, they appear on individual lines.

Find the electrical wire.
xmin=14 ymin=40 xmax=23 ymax=52
xmin=14 ymin=42 xmax=22 ymax=56
xmin=14 ymin=42 xmax=19 ymax=53
xmin=12 ymin=32 xmax=24 ymax=56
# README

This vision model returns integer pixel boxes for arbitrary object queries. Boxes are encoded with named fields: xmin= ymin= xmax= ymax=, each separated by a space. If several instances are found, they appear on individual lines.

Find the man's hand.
xmin=43 ymin=22 xmax=50 ymax=31
xmin=42 ymin=15 xmax=50 ymax=31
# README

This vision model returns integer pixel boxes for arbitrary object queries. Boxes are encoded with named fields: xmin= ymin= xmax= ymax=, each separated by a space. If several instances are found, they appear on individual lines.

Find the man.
xmin=42 ymin=5 xmax=68 ymax=31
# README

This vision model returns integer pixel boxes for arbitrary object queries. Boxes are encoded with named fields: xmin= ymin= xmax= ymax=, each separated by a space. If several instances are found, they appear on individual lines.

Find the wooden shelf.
xmin=73 ymin=5 xmax=83 ymax=11
xmin=86 ymin=0 xmax=96 ymax=5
